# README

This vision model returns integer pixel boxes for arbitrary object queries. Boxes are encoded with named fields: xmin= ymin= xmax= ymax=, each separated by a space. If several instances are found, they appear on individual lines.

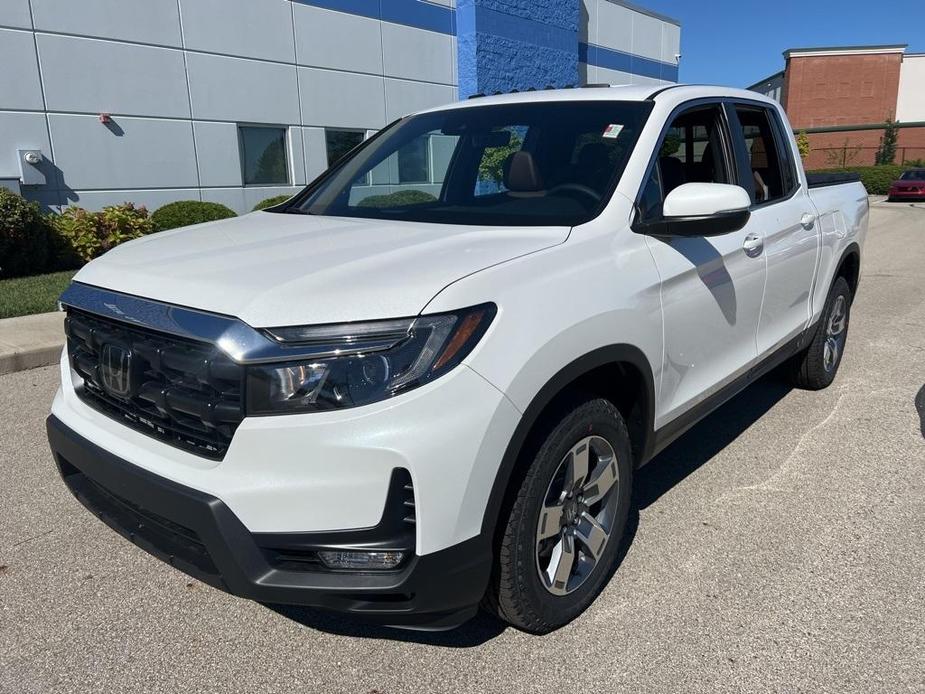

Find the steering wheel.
xmin=548 ymin=183 xmax=602 ymax=204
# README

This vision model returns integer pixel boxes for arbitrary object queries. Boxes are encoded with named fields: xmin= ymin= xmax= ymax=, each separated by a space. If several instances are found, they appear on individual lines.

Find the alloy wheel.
xmin=823 ymin=294 xmax=848 ymax=373
xmin=535 ymin=435 xmax=621 ymax=596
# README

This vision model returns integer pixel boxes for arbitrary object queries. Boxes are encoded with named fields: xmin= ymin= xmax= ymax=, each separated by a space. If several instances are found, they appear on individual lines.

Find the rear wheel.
xmin=791 ymin=276 xmax=851 ymax=390
xmin=488 ymin=396 xmax=633 ymax=633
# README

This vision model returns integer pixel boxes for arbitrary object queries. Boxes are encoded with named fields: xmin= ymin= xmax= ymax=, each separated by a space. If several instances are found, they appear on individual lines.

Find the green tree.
xmin=659 ymin=132 xmax=682 ymax=158
xmin=796 ymin=130 xmax=811 ymax=161
xmin=479 ymin=135 xmax=523 ymax=185
xmin=875 ymin=116 xmax=898 ymax=165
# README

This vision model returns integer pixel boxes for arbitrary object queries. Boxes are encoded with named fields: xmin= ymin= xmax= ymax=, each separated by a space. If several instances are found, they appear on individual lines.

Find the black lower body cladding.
xmin=46 ymin=415 xmax=492 ymax=630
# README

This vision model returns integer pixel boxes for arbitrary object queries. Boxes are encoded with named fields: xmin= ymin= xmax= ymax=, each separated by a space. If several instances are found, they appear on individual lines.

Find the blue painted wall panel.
xmin=581 ymin=42 xmax=679 ymax=82
xmin=470 ymin=0 xmax=578 ymax=31
xmin=291 ymin=0 xmax=455 ymax=34
xmin=379 ymin=0 xmax=455 ymax=34
xmin=456 ymin=0 xmax=580 ymax=98
xmin=292 ymin=0 xmax=678 ymax=93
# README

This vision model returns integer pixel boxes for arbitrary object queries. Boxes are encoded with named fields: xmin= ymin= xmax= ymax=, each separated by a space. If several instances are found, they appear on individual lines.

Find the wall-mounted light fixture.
xmin=18 ymin=149 xmax=45 ymax=186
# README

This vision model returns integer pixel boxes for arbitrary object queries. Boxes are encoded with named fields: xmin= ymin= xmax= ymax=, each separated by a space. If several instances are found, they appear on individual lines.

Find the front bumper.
xmin=52 ymin=349 xmax=521 ymax=555
xmin=47 ymin=415 xmax=492 ymax=629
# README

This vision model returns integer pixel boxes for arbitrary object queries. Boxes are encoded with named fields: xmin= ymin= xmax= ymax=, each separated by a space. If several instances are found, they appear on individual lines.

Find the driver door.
xmin=637 ymin=101 xmax=766 ymax=428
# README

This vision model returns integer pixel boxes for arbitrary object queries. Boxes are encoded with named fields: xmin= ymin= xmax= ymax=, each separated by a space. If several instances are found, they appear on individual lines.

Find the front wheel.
xmin=487 ymin=397 xmax=633 ymax=633
xmin=791 ymin=276 xmax=852 ymax=390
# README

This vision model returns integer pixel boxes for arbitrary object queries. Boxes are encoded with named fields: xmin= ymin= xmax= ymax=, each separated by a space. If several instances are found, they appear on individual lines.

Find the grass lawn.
xmin=0 ymin=270 xmax=77 ymax=320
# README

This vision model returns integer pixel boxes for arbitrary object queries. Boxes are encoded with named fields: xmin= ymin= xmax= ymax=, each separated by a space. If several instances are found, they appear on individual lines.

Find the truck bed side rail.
xmin=806 ymin=172 xmax=862 ymax=189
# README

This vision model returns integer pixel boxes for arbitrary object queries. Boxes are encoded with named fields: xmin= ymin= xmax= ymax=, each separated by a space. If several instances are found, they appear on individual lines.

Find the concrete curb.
xmin=0 ymin=312 xmax=65 ymax=376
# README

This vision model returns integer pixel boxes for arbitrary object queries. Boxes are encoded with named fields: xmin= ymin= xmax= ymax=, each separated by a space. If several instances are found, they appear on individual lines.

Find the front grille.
xmin=66 ymin=308 xmax=244 ymax=459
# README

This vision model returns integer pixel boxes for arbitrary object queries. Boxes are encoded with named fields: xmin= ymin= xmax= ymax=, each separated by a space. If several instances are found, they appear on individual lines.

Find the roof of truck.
xmin=421 ymin=84 xmax=777 ymax=114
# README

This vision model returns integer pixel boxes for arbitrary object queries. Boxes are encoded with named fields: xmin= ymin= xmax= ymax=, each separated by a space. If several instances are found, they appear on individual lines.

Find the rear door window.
xmin=731 ymin=106 xmax=795 ymax=205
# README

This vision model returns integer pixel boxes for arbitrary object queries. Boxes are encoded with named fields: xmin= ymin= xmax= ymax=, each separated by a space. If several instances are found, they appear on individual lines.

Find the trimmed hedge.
xmin=151 ymin=200 xmax=237 ymax=231
xmin=807 ymin=165 xmax=903 ymax=195
xmin=0 ymin=188 xmax=48 ymax=278
xmin=49 ymin=203 xmax=155 ymax=263
xmin=252 ymin=195 xmax=291 ymax=211
xmin=356 ymin=190 xmax=437 ymax=208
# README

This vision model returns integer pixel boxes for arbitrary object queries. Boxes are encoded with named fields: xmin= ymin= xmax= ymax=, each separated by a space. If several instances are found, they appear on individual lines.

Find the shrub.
xmin=252 ymin=195 xmax=291 ymax=211
xmin=356 ymin=190 xmax=437 ymax=208
xmin=46 ymin=221 xmax=83 ymax=271
xmin=0 ymin=188 xmax=49 ymax=278
xmin=151 ymin=200 xmax=237 ymax=231
xmin=50 ymin=203 xmax=154 ymax=263
xmin=806 ymin=165 xmax=904 ymax=195
xmin=796 ymin=130 xmax=810 ymax=161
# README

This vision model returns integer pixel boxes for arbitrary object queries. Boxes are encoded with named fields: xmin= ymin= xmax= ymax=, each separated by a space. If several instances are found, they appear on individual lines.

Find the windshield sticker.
xmin=602 ymin=124 xmax=624 ymax=139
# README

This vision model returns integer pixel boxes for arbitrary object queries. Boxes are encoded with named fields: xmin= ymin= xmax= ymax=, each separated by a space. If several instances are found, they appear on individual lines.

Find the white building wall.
xmin=2 ymin=0 xmax=676 ymax=214
xmin=897 ymin=54 xmax=925 ymax=123
xmin=580 ymin=0 xmax=680 ymax=86
xmin=0 ymin=0 xmax=458 ymax=213
xmin=749 ymin=72 xmax=785 ymax=103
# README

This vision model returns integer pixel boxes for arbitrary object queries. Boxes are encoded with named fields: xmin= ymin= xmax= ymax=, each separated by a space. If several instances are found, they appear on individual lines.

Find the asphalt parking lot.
xmin=2 ymin=201 xmax=923 ymax=693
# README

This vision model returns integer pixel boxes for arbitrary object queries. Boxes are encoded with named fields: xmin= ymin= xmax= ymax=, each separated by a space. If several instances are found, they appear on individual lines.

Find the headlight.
xmin=246 ymin=303 xmax=495 ymax=415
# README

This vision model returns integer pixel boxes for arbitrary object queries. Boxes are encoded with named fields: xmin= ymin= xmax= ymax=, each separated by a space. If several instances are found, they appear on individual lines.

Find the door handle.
xmin=801 ymin=213 xmax=817 ymax=230
xmin=743 ymin=232 xmax=763 ymax=258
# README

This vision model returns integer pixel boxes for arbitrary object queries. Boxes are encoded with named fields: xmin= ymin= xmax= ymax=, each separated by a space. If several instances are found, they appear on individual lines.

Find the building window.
xmin=239 ymin=126 xmax=289 ymax=186
xmin=325 ymin=129 xmax=365 ymax=167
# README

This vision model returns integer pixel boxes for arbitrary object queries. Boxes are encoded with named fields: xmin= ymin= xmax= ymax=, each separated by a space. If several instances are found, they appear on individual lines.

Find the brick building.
xmin=750 ymin=45 xmax=925 ymax=169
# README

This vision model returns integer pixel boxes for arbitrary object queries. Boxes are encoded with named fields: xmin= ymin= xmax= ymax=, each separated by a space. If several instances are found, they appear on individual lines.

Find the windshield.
xmin=900 ymin=170 xmax=925 ymax=181
xmin=287 ymin=100 xmax=653 ymax=226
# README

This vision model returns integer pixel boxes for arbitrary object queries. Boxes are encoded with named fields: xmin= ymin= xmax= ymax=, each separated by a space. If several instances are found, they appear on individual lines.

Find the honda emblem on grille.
xmin=99 ymin=343 xmax=133 ymax=398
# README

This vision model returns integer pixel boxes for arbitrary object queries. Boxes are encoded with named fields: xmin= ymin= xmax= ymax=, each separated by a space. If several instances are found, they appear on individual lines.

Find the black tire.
xmin=791 ymin=275 xmax=852 ymax=390
xmin=487 ymin=396 xmax=633 ymax=634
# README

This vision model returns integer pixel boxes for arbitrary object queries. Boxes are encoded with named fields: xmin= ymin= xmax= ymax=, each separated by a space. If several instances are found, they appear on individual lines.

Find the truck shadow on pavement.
xmin=635 ymin=376 xmax=793 ymax=509
xmin=266 ymin=375 xmax=794 ymax=647
xmin=916 ymin=385 xmax=925 ymax=438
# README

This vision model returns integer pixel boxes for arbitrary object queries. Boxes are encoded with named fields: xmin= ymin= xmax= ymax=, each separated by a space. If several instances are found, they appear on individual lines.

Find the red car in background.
xmin=888 ymin=169 xmax=925 ymax=201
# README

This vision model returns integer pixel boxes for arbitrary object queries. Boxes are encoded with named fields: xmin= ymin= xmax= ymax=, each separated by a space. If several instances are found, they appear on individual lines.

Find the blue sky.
xmin=641 ymin=0 xmax=924 ymax=87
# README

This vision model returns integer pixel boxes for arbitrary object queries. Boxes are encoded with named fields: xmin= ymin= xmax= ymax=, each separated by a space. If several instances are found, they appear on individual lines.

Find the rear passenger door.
xmin=725 ymin=102 xmax=819 ymax=356
xmin=636 ymin=102 xmax=765 ymax=427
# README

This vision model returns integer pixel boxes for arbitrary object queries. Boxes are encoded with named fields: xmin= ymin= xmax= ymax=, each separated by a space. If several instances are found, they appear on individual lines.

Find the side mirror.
xmin=635 ymin=182 xmax=752 ymax=237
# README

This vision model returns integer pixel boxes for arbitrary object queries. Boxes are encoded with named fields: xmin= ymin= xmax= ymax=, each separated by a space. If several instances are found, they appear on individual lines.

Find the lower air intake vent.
xmin=402 ymin=475 xmax=416 ymax=525
xmin=256 ymin=468 xmax=416 ymax=572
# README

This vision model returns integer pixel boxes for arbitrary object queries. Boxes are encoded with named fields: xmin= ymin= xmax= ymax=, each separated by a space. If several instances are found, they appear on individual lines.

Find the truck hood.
xmin=74 ymin=212 xmax=569 ymax=326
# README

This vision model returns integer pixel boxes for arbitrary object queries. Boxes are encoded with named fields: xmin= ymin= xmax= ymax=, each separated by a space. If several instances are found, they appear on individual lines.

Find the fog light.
xmin=317 ymin=550 xmax=405 ymax=570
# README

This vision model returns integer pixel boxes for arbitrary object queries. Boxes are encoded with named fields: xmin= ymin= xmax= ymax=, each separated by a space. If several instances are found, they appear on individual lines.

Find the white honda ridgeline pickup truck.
xmin=47 ymin=85 xmax=868 ymax=633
